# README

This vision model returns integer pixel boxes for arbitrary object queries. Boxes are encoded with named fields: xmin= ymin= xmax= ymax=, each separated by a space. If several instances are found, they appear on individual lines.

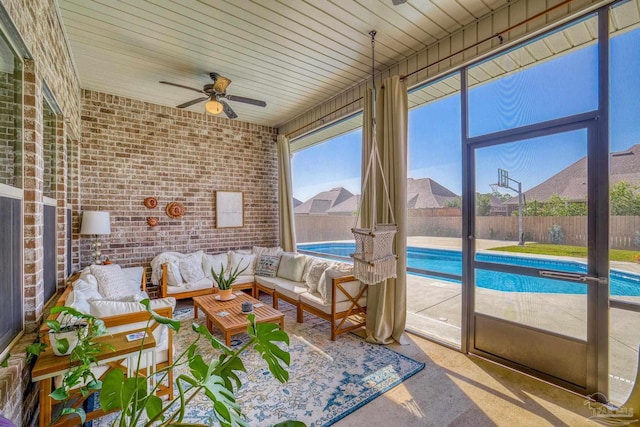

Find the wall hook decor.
xmin=147 ymin=217 xmax=158 ymax=227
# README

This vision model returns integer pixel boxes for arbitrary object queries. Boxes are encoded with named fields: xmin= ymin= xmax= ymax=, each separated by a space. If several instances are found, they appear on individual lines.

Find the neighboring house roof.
xmin=505 ymin=143 xmax=640 ymax=204
xmin=292 ymin=198 xmax=302 ymax=208
xmin=326 ymin=195 xmax=360 ymax=215
xmin=294 ymin=187 xmax=354 ymax=215
xmin=406 ymin=177 xmax=459 ymax=208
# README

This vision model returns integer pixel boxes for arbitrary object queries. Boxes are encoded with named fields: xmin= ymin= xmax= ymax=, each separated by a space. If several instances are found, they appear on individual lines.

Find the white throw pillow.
xmin=121 ymin=266 xmax=144 ymax=295
xmin=228 ymin=251 xmax=256 ymax=276
xmin=304 ymin=258 xmax=331 ymax=294
xmin=72 ymin=278 xmax=102 ymax=301
xmin=277 ymin=253 xmax=307 ymax=282
xmin=179 ymin=252 xmax=205 ymax=283
xmin=318 ymin=263 xmax=354 ymax=303
xmin=78 ymin=266 xmax=99 ymax=288
xmin=90 ymin=264 xmax=131 ymax=299
xmin=165 ymin=261 xmax=183 ymax=286
xmin=203 ymin=253 xmax=229 ymax=278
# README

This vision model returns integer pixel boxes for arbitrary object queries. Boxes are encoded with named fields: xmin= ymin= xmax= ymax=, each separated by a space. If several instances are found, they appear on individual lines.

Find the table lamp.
xmin=80 ymin=211 xmax=111 ymax=265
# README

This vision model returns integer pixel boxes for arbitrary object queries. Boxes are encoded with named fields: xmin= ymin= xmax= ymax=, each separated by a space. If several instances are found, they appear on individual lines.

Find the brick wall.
xmin=80 ymin=90 xmax=280 ymax=292
xmin=0 ymin=0 xmax=81 ymax=424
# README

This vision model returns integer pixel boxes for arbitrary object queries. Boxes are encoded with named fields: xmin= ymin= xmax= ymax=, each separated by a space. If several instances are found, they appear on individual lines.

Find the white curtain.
xmin=277 ymin=134 xmax=297 ymax=252
xmin=361 ymin=76 xmax=408 ymax=345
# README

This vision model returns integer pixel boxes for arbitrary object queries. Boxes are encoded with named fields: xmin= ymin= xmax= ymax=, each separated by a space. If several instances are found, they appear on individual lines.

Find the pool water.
xmin=297 ymin=242 xmax=640 ymax=296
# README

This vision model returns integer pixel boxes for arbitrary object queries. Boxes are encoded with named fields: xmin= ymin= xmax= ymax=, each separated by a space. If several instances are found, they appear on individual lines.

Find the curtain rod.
xmin=285 ymin=96 xmax=363 ymax=138
xmin=286 ymin=0 xmax=575 ymax=139
xmin=400 ymin=0 xmax=574 ymax=82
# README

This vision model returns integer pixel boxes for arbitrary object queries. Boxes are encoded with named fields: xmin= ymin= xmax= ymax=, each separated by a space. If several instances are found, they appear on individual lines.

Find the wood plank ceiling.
xmin=57 ymin=0 xmax=509 ymax=128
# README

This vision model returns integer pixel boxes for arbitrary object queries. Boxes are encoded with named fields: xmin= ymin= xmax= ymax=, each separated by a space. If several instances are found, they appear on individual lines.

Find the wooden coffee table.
xmin=193 ymin=292 xmax=285 ymax=346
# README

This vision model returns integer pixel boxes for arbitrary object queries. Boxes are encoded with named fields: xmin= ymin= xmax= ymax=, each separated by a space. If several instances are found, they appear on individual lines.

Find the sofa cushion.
xmin=318 ymin=263 xmax=354 ymax=303
xmin=165 ymin=261 xmax=184 ymax=287
xmin=203 ymin=252 xmax=228 ymax=278
xmin=255 ymin=275 xmax=279 ymax=290
xmin=229 ymin=251 xmax=256 ymax=276
xmin=300 ymin=291 xmax=367 ymax=315
xmin=72 ymin=278 xmax=103 ymax=302
xmin=304 ymin=258 xmax=331 ymax=294
xmin=255 ymin=254 xmax=281 ymax=277
xmin=274 ymin=281 xmax=309 ymax=302
xmin=89 ymin=296 xmax=176 ymax=318
xmin=277 ymin=252 xmax=306 ymax=282
xmin=90 ymin=264 xmax=131 ymax=299
xmin=185 ymin=277 xmax=214 ymax=291
xmin=232 ymin=275 xmax=254 ymax=286
xmin=179 ymin=252 xmax=205 ymax=283
xmin=121 ymin=266 xmax=144 ymax=294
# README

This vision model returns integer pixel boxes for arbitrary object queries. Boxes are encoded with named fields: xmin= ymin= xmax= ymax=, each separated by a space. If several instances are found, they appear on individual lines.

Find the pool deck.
xmin=403 ymin=236 xmax=640 ymax=405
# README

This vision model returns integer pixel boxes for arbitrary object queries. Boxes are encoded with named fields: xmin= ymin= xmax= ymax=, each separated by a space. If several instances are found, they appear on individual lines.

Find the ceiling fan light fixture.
xmin=205 ymin=97 xmax=223 ymax=115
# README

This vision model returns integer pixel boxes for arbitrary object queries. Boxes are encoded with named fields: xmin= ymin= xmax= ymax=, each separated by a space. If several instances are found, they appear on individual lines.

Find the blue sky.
xmin=292 ymin=26 xmax=640 ymax=202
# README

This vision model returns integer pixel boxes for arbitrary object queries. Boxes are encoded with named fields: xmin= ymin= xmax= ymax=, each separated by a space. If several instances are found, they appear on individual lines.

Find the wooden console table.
xmin=32 ymin=330 xmax=156 ymax=427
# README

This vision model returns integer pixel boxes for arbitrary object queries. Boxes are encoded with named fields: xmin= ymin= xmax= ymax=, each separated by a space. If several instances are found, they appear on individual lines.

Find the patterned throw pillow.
xmin=255 ymin=255 xmax=282 ymax=277
xmin=304 ymin=258 xmax=331 ymax=294
xmin=179 ymin=252 xmax=205 ymax=283
xmin=90 ymin=264 xmax=131 ymax=299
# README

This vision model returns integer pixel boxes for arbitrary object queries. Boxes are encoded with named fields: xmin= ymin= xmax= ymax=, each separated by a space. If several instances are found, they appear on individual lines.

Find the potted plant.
xmin=98 ymin=299 xmax=303 ymax=426
xmin=211 ymin=263 xmax=248 ymax=300
xmin=27 ymin=306 xmax=110 ymax=424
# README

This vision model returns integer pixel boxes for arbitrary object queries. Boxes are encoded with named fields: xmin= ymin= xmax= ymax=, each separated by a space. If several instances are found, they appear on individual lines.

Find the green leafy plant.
xmin=26 ymin=306 xmax=110 ymax=425
xmin=100 ymin=299 xmax=302 ymax=427
xmin=211 ymin=263 xmax=248 ymax=290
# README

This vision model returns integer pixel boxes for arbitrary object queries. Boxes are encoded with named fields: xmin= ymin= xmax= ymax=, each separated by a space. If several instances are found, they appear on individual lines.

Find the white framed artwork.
xmin=216 ymin=191 xmax=244 ymax=228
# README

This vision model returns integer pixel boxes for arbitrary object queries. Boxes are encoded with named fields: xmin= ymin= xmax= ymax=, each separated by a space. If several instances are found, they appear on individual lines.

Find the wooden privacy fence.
xmin=295 ymin=214 xmax=640 ymax=249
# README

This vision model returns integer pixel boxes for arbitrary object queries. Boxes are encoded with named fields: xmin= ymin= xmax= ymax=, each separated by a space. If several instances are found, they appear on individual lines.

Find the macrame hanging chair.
xmin=351 ymin=30 xmax=398 ymax=286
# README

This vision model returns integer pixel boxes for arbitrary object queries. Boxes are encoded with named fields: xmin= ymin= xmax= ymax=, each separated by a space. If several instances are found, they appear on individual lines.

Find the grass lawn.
xmin=488 ymin=243 xmax=640 ymax=262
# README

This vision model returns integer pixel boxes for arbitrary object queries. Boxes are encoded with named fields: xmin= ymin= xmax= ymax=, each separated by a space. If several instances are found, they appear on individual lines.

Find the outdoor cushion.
xmin=229 ymin=251 xmax=256 ymax=276
xmin=165 ymin=261 xmax=184 ymax=287
xmin=304 ymin=258 xmax=331 ymax=294
xmin=89 ymin=296 xmax=176 ymax=318
xmin=255 ymin=275 xmax=279 ymax=290
xmin=179 ymin=252 xmax=205 ymax=283
xmin=184 ymin=277 xmax=214 ymax=291
xmin=255 ymin=254 xmax=281 ymax=277
xmin=277 ymin=252 xmax=306 ymax=282
xmin=274 ymin=281 xmax=309 ymax=302
xmin=231 ymin=275 xmax=254 ymax=285
xmin=300 ymin=291 xmax=367 ymax=315
xmin=90 ymin=264 xmax=131 ymax=299
xmin=203 ymin=252 xmax=228 ymax=278
xmin=120 ymin=266 xmax=145 ymax=295
xmin=318 ymin=263 xmax=354 ymax=303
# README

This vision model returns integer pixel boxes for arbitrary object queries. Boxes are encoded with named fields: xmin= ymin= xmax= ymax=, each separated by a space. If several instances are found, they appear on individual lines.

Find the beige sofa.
xmin=46 ymin=264 xmax=176 ymax=400
xmin=152 ymin=247 xmax=367 ymax=340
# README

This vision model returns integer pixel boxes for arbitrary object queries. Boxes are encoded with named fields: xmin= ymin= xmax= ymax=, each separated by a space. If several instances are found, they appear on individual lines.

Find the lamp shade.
xmin=80 ymin=211 xmax=111 ymax=235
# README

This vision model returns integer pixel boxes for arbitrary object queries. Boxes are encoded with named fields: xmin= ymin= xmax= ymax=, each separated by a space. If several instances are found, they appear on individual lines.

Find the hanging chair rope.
xmin=350 ymin=30 xmax=398 ymax=286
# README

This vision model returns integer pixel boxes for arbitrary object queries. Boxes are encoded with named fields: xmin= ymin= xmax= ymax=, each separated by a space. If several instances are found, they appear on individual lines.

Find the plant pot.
xmin=49 ymin=324 xmax=86 ymax=356
xmin=218 ymin=288 xmax=234 ymax=301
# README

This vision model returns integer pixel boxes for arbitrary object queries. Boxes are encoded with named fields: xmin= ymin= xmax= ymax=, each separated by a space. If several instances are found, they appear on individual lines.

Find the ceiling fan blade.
xmin=224 ymin=94 xmax=267 ymax=107
xmin=159 ymin=81 xmax=205 ymax=94
xmin=220 ymin=100 xmax=238 ymax=119
xmin=176 ymin=97 xmax=208 ymax=108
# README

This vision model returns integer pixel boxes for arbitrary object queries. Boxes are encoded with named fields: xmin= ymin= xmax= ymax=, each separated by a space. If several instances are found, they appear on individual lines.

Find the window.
xmin=292 ymin=114 xmax=362 ymax=257
xmin=406 ymin=73 xmax=462 ymax=346
xmin=468 ymin=16 xmax=599 ymax=137
xmin=0 ymin=28 xmax=22 ymax=353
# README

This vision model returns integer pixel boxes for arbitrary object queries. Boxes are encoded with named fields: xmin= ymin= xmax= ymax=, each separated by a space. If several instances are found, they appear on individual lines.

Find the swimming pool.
xmin=297 ymin=242 xmax=640 ymax=296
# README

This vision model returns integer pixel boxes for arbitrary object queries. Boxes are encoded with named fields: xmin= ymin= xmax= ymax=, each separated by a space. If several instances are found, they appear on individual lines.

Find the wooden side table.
xmin=32 ymin=330 xmax=156 ymax=427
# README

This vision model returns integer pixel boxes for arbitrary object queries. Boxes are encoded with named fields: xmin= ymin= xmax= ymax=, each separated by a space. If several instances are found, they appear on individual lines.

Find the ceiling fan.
xmin=159 ymin=72 xmax=266 ymax=119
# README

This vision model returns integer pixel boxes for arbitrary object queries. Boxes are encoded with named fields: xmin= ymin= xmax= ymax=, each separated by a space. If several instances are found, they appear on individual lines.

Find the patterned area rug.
xmin=92 ymin=299 xmax=424 ymax=426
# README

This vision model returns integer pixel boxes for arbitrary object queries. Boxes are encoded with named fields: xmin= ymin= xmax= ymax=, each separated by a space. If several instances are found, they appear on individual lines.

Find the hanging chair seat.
xmin=351 ymin=224 xmax=398 ymax=285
